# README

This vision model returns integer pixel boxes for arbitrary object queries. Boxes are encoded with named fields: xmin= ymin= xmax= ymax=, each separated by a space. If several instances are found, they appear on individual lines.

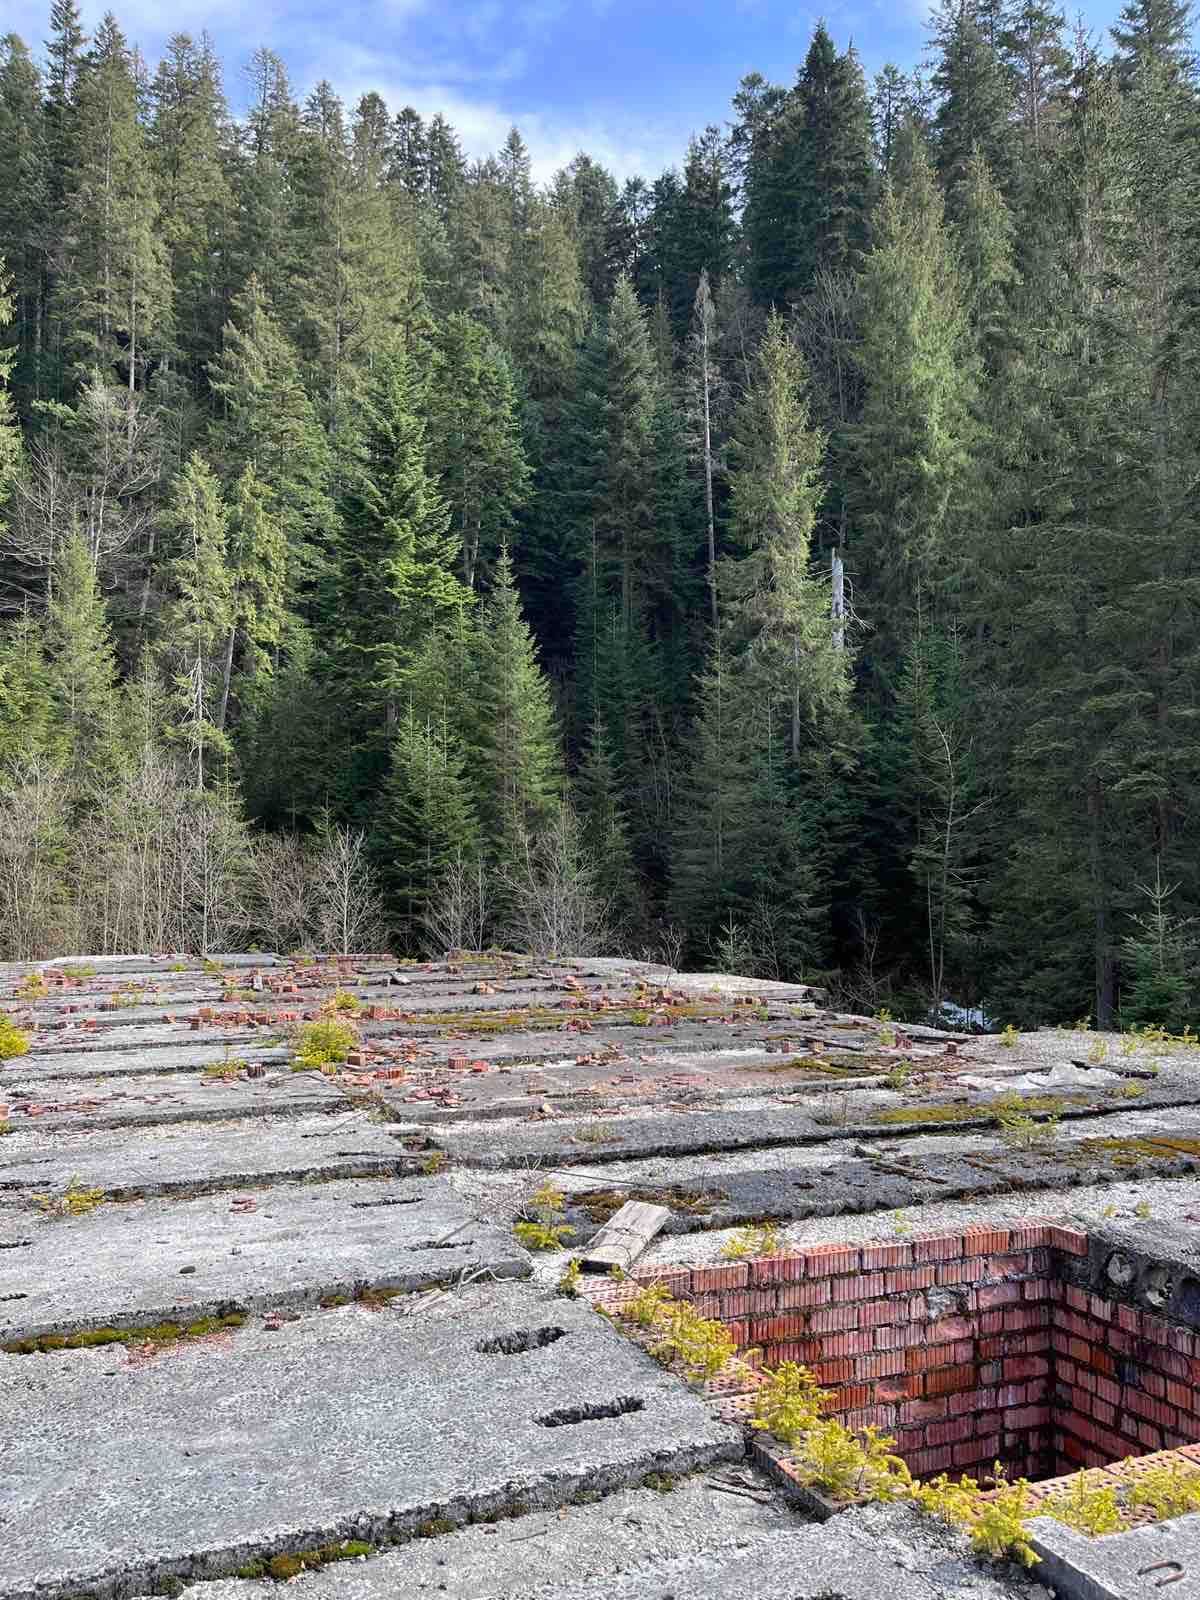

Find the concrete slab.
xmin=554 ymin=1130 xmax=1200 ymax=1238
xmin=0 ymin=1176 xmax=525 ymax=1344
xmin=0 ymin=1282 xmax=740 ymax=1600
xmin=0 ymin=1112 xmax=423 ymax=1202
xmin=14 ymin=1042 xmax=290 ymax=1082
xmin=125 ymin=1469 xmax=802 ymax=1600
xmin=1030 ymin=1510 xmax=1200 ymax=1600
xmin=0 ymin=1067 xmax=347 ymax=1132
xmin=430 ymin=1106 xmax=827 ymax=1169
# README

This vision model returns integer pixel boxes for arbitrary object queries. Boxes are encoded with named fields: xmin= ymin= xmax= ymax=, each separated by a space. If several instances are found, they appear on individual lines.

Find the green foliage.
xmin=556 ymin=1257 xmax=582 ymax=1297
xmin=35 ymin=1178 xmax=105 ymax=1218
xmin=515 ymin=1179 xmax=575 ymax=1250
xmin=1040 ymin=1473 xmax=1127 ymax=1535
xmin=999 ymin=1024 xmax=1019 ymax=1048
xmin=292 ymin=1017 xmax=357 ymax=1071
xmin=721 ymin=1221 xmax=784 ymax=1260
xmin=1126 ymin=1459 xmax=1200 ymax=1520
xmin=792 ymin=1420 xmax=912 ymax=1503
xmin=0 ymin=1016 xmax=31 ymax=1059
xmin=910 ymin=1471 xmax=1037 ymax=1567
xmin=650 ymin=1300 xmax=737 ymax=1380
xmin=749 ymin=1361 xmax=832 ymax=1445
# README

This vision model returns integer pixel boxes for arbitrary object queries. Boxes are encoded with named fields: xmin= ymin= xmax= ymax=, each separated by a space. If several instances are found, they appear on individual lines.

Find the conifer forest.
xmin=0 ymin=0 xmax=1197 ymax=1029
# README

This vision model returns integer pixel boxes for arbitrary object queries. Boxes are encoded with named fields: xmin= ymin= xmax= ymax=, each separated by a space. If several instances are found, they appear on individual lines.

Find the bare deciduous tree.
xmin=422 ymin=851 xmax=493 ymax=956
xmin=499 ymin=805 xmax=610 ymax=959
xmin=311 ymin=822 xmax=387 ymax=955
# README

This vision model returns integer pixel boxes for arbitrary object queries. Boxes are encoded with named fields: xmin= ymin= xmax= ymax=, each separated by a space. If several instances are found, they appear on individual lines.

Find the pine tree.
xmin=846 ymin=150 xmax=976 ymax=686
xmin=372 ymin=707 xmax=480 ymax=941
xmin=159 ymin=453 xmax=235 ymax=784
xmin=149 ymin=32 xmax=235 ymax=383
xmin=1111 ymin=0 xmax=1195 ymax=81
xmin=231 ymin=49 xmax=301 ymax=313
xmin=330 ymin=347 xmax=470 ymax=797
xmin=725 ymin=314 xmax=848 ymax=758
xmin=43 ymin=533 xmax=120 ymax=785
xmin=0 ymin=262 xmax=21 ymax=512
xmin=55 ymin=15 xmax=171 ymax=390
xmin=0 ymin=38 xmax=48 ymax=406
xmin=793 ymin=30 xmax=876 ymax=283
xmin=425 ymin=313 xmax=531 ymax=589
xmin=470 ymin=548 xmax=562 ymax=860
xmin=930 ymin=0 xmax=1017 ymax=207
xmin=575 ymin=713 xmax=639 ymax=937
xmin=207 ymin=275 xmax=334 ymax=604
xmin=215 ymin=465 xmax=287 ymax=728
xmin=598 ymin=275 xmax=657 ymax=637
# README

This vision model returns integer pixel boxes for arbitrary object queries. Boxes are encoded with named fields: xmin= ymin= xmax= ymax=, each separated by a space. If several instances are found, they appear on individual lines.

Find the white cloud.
xmin=6 ymin=0 xmax=689 ymax=184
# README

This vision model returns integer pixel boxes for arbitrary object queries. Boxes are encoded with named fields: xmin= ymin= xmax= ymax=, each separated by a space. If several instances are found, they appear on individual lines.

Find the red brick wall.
xmin=623 ymin=1223 xmax=1200 ymax=1482
xmin=1051 ymin=1282 xmax=1200 ymax=1471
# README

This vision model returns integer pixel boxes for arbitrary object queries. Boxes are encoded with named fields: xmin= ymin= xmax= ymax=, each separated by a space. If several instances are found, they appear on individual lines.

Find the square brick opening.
xmin=629 ymin=1224 xmax=1200 ymax=1483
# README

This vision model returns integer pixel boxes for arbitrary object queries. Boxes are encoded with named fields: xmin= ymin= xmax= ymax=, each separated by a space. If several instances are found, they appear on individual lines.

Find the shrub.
xmin=292 ymin=1017 xmax=357 ymax=1071
xmin=749 ymin=1362 xmax=832 ymax=1445
xmin=0 ymin=1016 xmax=30 ymax=1060
xmin=721 ymin=1221 xmax=783 ymax=1260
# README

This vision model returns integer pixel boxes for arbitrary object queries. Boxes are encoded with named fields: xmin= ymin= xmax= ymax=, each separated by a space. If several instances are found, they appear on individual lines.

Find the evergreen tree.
xmin=470 ymin=549 xmax=562 ymax=860
xmin=846 ymin=151 xmax=976 ymax=686
xmin=0 ymin=37 xmax=48 ymax=406
xmin=372 ymin=707 xmax=479 ymax=940
xmin=43 ymin=532 xmax=120 ymax=784
xmin=207 ymin=275 xmax=334 ymax=603
xmin=930 ymin=0 xmax=1017 ymax=206
xmin=425 ymin=314 xmax=531 ymax=589
xmin=330 ymin=347 xmax=469 ymax=799
xmin=1111 ymin=0 xmax=1195 ymax=81
xmin=55 ymin=15 xmax=171 ymax=390
xmin=149 ymin=33 xmax=235 ymax=383
xmin=158 ymin=452 xmax=234 ymax=784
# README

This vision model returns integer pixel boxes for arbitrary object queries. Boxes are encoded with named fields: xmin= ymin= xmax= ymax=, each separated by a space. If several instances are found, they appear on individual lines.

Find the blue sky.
xmin=10 ymin=0 xmax=1146 ymax=181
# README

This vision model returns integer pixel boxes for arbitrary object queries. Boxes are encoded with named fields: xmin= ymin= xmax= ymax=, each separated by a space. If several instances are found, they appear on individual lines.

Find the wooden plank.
xmin=579 ymin=1200 xmax=670 ymax=1273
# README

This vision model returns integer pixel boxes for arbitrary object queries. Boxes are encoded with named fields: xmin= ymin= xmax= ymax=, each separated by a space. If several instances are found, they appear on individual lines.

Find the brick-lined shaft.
xmin=617 ymin=1223 xmax=1200 ymax=1483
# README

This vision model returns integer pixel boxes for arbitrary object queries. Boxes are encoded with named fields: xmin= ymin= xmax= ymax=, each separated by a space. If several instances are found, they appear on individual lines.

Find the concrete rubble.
xmin=1 ymin=951 xmax=1198 ymax=1599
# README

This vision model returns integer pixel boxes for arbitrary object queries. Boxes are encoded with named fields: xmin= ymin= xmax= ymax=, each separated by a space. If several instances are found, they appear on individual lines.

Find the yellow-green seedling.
xmin=292 ymin=1017 xmax=357 ymax=1072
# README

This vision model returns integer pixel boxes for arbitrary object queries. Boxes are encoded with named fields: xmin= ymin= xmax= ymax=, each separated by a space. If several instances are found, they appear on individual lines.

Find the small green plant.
xmin=749 ymin=1362 xmax=832 ymax=1445
xmin=1134 ymin=1199 xmax=1153 ymax=1219
xmin=16 ymin=971 xmax=47 ymax=999
xmin=202 ymin=958 xmax=225 ymax=975
xmin=1041 ymin=1472 xmax=1128 ymax=1536
xmin=911 ymin=1469 xmax=1038 ymax=1567
xmin=879 ymin=1025 xmax=897 ymax=1048
xmin=323 ymin=989 xmax=361 ymax=1016
xmin=35 ymin=1178 xmax=105 ymax=1218
xmin=891 ymin=1209 xmax=913 ymax=1236
xmin=1101 ymin=1203 xmax=1118 ymax=1218
xmin=421 ymin=1151 xmax=446 ymax=1175
xmin=514 ymin=1218 xmax=576 ymax=1250
xmin=0 ymin=1016 xmax=30 ymax=1060
xmin=792 ymin=1419 xmax=912 ymax=1503
xmin=999 ymin=1023 xmax=1020 ymax=1048
xmin=575 ymin=1122 xmax=618 ymax=1144
xmin=623 ymin=1282 xmax=674 ymax=1328
xmin=1126 ymin=1459 xmax=1200 ymax=1520
xmin=721 ymin=1221 xmax=783 ymax=1260
xmin=993 ymin=1093 xmax=1059 ymax=1150
xmin=1086 ymin=1039 xmax=1109 ymax=1064
xmin=292 ymin=1017 xmax=357 ymax=1072
xmin=607 ymin=1263 xmax=627 ymax=1280
xmin=557 ymin=1258 xmax=582 ymax=1297
xmin=1114 ymin=1081 xmax=1146 ymax=1098
xmin=875 ymin=1008 xmax=894 ymax=1023
xmin=650 ymin=1301 xmax=736 ymax=1380
xmin=885 ymin=1060 xmax=913 ymax=1089
xmin=59 ymin=964 xmax=97 ymax=980
xmin=203 ymin=1051 xmax=248 ymax=1080
xmin=0 ymin=1120 xmax=11 ymax=1136
xmin=515 ymin=1179 xmax=575 ymax=1251
xmin=1120 ymin=1032 xmax=1141 ymax=1056
xmin=629 ymin=1009 xmax=651 ymax=1026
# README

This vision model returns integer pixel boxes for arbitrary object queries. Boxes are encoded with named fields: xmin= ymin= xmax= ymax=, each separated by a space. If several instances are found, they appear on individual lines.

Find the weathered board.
xmin=579 ymin=1199 xmax=670 ymax=1272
